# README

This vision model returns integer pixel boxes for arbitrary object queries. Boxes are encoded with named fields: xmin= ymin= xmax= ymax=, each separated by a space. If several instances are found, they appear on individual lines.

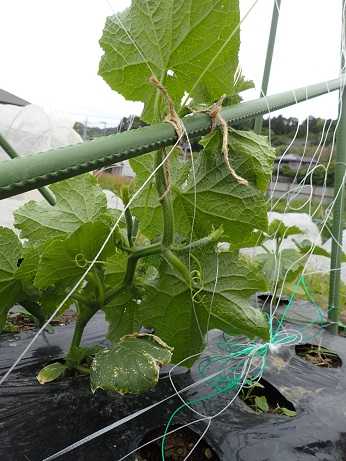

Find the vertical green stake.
xmin=328 ymin=1 xmax=346 ymax=334
xmin=0 ymin=133 xmax=56 ymax=205
xmin=254 ymin=0 xmax=281 ymax=134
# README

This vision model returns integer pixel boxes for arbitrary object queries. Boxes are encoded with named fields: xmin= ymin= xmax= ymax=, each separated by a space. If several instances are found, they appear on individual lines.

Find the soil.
xmin=4 ymin=309 xmax=76 ymax=333
xmin=295 ymin=343 xmax=342 ymax=368
xmin=136 ymin=426 xmax=219 ymax=461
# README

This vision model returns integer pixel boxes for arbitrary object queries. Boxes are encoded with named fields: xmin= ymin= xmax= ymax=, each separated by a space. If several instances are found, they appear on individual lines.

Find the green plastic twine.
xmin=160 ymin=275 xmax=328 ymax=460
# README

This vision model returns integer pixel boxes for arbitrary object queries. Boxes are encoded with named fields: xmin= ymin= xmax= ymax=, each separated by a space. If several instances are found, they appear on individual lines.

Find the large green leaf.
xmin=257 ymin=249 xmax=304 ymax=286
xmin=130 ymin=130 xmax=275 ymax=243
xmin=106 ymin=250 xmax=268 ymax=364
xmin=15 ymin=243 xmax=75 ymax=319
xmin=90 ymin=333 xmax=173 ymax=394
xmin=34 ymin=221 xmax=116 ymax=289
xmin=99 ymin=0 xmax=241 ymax=121
xmin=175 ymin=131 xmax=273 ymax=243
xmin=104 ymin=252 xmax=129 ymax=288
xmin=16 ymin=244 xmax=42 ymax=286
xmin=0 ymin=227 xmax=23 ymax=329
xmin=267 ymin=219 xmax=303 ymax=240
xmin=15 ymin=175 xmax=107 ymax=243
xmin=129 ymin=150 xmax=190 ymax=238
xmin=294 ymin=239 xmax=332 ymax=259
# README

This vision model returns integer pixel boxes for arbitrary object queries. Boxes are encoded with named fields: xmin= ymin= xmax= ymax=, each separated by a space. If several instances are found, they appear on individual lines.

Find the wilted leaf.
xmin=278 ymin=407 xmax=297 ymax=417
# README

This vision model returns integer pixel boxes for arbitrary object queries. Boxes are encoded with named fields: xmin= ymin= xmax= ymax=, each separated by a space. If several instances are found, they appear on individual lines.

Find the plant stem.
xmin=104 ymin=284 xmax=126 ymax=305
xmin=164 ymin=250 xmax=191 ymax=286
xmin=76 ymin=365 xmax=91 ymax=375
xmin=87 ymin=270 xmax=104 ymax=306
xmin=260 ymin=244 xmax=271 ymax=254
xmin=20 ymin=299 xmax=46 ymax=326
xmin=173 ymin=227 xmax=224 ymax=253
xmin=67 ymin=303 xmax=98 ymax=361
xmin=129 ymin=242 xmax=162 ymax=258
xmin=122 ymin=186 xmax=134 ymax=247
xmin=68 ymin=317 xmax=87 ymax=356
xmin=124 ymin=255 xmax=139 ymax=287
xmin=155 ymin=148 xmax=174 ymax=247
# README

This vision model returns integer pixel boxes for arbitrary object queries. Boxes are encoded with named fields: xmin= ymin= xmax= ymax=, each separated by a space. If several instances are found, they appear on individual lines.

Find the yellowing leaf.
xmin=90 ymin=334 xmax=173 ymax=394
xmin=37 ymin=362 xmax=67 ymax=384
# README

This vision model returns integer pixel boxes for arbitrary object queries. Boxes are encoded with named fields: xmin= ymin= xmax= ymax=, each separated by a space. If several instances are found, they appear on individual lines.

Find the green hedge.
xmin=280 ymin=163 xmax=335 ymax=187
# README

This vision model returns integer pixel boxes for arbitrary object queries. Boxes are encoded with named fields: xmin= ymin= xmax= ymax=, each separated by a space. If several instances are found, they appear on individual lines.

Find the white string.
xmin=0 ymin=135 xmax=183 ymax=386
xmin=39 ymin=1 xmax=268 ymax=459
xmin=21 ymin=2 xmax=346 ymax=461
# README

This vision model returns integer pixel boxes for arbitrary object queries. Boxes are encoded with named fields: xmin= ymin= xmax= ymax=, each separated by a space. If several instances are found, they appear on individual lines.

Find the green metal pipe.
xmin=254 ymin=0 xmax=281 ymax=134
xmin=328 ymin=1 xmax=346 ymax=334
xmin=0 ymin=75 xmax=344 ymax=200
xmin=0 ymin=134 xmax=56 ymax=205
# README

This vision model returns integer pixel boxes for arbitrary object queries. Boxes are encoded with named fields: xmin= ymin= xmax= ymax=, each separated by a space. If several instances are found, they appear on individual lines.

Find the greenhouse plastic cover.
xmin=0 ymin=104 xmax=83 ymax=228
xmin=0 ymin=104 xmax=82 ymax=159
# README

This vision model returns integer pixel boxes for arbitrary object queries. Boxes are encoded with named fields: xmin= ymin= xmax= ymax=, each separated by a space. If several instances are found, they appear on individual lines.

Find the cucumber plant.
xmin=0 ymin=0 xmax=277 ymax=394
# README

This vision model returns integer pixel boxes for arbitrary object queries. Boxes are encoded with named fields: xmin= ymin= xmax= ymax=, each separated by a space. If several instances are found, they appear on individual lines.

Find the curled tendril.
xmin=75 ymin=253 xmax=88 ymax=268
xmin=191 ymin=269 xmax=202 ymax=284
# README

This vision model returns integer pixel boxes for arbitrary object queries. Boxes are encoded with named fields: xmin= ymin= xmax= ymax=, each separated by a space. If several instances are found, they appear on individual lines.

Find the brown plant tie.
xmin=150 ymin=75 xmax=248 ymax=190
xmin=149 ymin=75 xmax=185 ymax=141
xmin=149 ymin=75 xmax=186 ymax=200
xmin=208 ymin=96 xmax=248 ymax=186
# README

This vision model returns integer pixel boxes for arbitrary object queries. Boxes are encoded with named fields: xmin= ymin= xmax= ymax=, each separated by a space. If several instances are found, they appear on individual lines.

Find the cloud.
xmin=0 ymin=0 xmax=342 ymax=126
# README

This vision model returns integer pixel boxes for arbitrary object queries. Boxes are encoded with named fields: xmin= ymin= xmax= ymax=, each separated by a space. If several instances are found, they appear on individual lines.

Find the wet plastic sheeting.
xmin=1 ymin=305 xmax=346 ymax=461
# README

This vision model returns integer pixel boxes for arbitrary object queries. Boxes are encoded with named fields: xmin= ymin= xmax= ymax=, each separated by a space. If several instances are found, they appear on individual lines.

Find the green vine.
xmin=0 ymin=0 xmax=277 ymax=393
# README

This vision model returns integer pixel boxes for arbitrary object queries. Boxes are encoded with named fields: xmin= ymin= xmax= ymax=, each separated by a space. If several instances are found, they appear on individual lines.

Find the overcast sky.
xmin=0 ymin=0 xmax=343 ymax=126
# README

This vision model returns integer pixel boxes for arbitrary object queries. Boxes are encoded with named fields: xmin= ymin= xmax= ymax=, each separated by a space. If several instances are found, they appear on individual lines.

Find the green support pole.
xmin=0 ymin=76 xmax=344 ymax=200
xmin=328 ymin=1 xmax=346 ymax=334
xmin=0 ymin=134 xmax=56 ymax=205
xmin=254 ymin=0 xmax=281 ymax=134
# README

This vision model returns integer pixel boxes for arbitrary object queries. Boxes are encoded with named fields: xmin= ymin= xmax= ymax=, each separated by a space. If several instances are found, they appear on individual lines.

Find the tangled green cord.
xmin=160 ymin=275 xmax=331 ymax=460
